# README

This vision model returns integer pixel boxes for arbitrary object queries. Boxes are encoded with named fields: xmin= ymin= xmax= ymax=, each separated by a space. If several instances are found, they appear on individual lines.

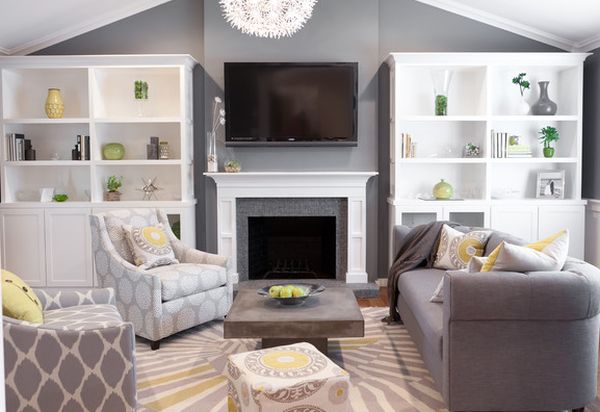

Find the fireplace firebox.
xmin=248 ymin=216 xmax=336 ymax=280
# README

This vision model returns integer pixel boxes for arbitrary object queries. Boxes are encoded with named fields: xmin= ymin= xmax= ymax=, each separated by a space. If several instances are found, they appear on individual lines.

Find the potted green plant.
xmin=106 ymin=176 xmax=123 ymax=201
xmin=538 ymin=126 xmax=559 ymax=158
xmin=224 ymin=159 xmax=241 ymax=173
xmin=512 ymin=72 xmax=530 ymax=115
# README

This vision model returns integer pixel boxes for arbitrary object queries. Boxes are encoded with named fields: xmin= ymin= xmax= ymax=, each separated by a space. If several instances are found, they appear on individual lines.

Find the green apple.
xmin=268 ymin=286 xmax=282 ymax=298
xmin=279 ymin=286 xmax=293 ymax=298
xmin=292 ymin=287 xmax=305 ymax=298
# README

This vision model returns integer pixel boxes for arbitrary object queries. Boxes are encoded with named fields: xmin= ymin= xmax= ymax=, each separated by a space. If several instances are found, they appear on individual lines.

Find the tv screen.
xmin=224 ymin=63 xmax=358 ymax=146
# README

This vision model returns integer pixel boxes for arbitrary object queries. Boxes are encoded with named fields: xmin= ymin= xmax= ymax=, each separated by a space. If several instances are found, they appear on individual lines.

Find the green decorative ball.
xmin=102 ymin=143 xmax=125 ymax=160
xmin=433 ymin=179 xmax=454 ymax=200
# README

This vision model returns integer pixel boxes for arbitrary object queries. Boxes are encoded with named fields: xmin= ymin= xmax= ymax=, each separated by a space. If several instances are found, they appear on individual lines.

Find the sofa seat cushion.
xmin=397 ymin=269 xmax=445 ymax=357
xmin=43 ymin=304 xmax=123 ymax=331
xmin=148 ymin=263 xmax=227 ymax=301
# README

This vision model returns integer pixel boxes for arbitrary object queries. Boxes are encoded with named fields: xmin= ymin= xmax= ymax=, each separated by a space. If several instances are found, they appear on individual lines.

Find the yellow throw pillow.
xmin=122 ymin=223 xmax=179 ymax=270
xmin=481 ymin=230 xmax=569 ymax=272
xmin=433 ymin=224 xmax=491 ymax=270
xmin=2 ymin=270 xmax=43 ymax=323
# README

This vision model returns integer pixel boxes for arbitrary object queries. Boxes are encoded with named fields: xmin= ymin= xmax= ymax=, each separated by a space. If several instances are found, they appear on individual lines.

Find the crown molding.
xmin=0 ymin=47 xmax=9 ymax=56
xmin=576 ymin=33 xmax=600 ymax=52
xmin=3 ymin=0 xmax=173 ymax=56
xmin=414 ymin=0 xmax=577 ymax=52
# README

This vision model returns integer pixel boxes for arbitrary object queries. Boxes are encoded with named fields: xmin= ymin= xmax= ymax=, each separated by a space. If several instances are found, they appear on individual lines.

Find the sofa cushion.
xmin=43 ymin=304 xmax=123 ymax=331
xmin=397 ymin=269 xmax=445 ymax=357
xmin=484 ymin=230 xmax=525 ymax=256
xmin=433 ymin=224 xmax=491 ymax=270
xmin=148 ymin=263 xmax=227 ymax=301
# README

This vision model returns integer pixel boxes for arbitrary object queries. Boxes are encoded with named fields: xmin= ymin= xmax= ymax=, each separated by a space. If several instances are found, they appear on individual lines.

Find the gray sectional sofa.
xmin=393 ymin=225 xmax=600 ymax=412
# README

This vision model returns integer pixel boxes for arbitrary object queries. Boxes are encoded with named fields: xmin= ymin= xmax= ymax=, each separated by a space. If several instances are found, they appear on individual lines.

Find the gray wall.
xmin=584 ymin=47 xmax=600 ymax=199
xmin=36 ymin=0 xmax=560 ymax=280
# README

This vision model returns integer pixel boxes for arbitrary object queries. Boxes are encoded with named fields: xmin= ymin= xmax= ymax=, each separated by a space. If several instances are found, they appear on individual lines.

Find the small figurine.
xmin=138 ymin=177 xmax=162 ymax=201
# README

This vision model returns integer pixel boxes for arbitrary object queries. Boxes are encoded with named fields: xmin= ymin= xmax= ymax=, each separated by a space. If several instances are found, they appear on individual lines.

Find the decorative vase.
xmin=105 ymin=191 xmax=121 ymax=201
xmin=206 ymin=131 xmax=218 ymax=172
xmin=543 ymin=147 xmax=555 ymax=158
xmin=431 ymin=70 xmax=453 ymax=116
xmin=45 ymin=88 xmax=64 ymax=119
xmin=531 ymin=81 xmax=557 ymax=115
xmin=433 ymin=179 xmax=454 ymax=200
xmin=102 ymin=143 xmax=125 ymax=160
xmin=159 ymin=141 xmax=170 ymax=159
xmin=134 ymin=80 xmax=148 ymax=117
xmin=517 ymin=96 xmax=530 ymax=115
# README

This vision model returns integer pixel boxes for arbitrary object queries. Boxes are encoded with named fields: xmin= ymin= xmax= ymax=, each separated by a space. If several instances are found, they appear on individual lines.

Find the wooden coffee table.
xmin=224 ymin=287 xmax=364 ymax=354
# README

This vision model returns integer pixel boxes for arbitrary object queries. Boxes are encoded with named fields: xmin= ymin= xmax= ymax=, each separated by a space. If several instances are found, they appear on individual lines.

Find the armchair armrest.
xmin=34 ymin=288 xmax=116 ymax=311
xmin=444 ymin=265 xmax=600 ymax=322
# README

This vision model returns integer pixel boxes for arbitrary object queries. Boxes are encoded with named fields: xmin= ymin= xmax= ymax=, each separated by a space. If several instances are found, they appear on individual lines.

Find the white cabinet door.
xmin=0 ymin=209 xmax=46 ymax=286
xmin=45 ymin=208 xmax=93 ymax=287
xmin=538 ymin=205 xmax=585 ymax=259
xmin=491 ymin=205 xmax=538 ymax=243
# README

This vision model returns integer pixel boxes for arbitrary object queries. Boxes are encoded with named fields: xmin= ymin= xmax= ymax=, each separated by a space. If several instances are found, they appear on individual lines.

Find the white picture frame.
xmin=536 ymin=170 xmax=565 ymax=199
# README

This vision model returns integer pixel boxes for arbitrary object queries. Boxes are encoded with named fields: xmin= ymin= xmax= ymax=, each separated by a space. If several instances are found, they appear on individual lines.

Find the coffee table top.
xmin=224 ymin=287 xmax=364 ymax=339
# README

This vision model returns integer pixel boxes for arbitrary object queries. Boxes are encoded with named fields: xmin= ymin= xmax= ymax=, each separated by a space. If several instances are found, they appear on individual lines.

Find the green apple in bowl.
xmin=279 ymin=286 xmax=293 ymax=298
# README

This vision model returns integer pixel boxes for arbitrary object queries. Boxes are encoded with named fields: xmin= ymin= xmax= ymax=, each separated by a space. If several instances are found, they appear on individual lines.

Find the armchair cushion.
xmin=123 ymin=223 xmax=179 ymax=269
xmin=148 ymin=263 xmax=227 ymax=301
xmin=104 ymin=209 xmax=159 ymax=263
xmin=43 ymin=304 xmax=124 ymax=331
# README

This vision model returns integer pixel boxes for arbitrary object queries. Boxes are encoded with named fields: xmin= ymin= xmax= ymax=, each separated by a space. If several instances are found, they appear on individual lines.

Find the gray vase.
xmin=531 ymin=81 xmax=557 ymax=115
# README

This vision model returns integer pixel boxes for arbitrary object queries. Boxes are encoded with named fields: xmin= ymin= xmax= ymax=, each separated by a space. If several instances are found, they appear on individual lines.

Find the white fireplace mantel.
xmin=206 ymin=171 xmax=378 ymax=284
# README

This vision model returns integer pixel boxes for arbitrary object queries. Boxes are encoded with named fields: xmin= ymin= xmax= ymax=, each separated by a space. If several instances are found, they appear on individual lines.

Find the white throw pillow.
xmin=482 ymin=230 xmax=569 ymax=273
xmin=433 ymin=224 xmax=491 ymax=270
xmin=122 ymin=223 xmax=179 ymax=270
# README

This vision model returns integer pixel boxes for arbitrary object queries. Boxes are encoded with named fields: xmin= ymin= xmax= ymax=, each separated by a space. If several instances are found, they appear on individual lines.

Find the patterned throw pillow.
xmin=122 ymin=224 xmax=179 ymax=269
xmin=481 ymin=230 xmax=569 ymax=272
xmin=433 ymin=224 xmax=492 ymax=270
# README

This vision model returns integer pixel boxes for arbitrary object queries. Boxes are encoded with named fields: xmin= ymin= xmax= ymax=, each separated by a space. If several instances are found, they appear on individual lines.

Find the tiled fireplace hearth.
xmin=206 ymin=172 xmax=377 ymax=284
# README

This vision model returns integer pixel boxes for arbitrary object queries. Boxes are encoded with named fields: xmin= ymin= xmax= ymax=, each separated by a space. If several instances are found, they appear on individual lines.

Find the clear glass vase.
xmin=431 ymin=70 xmax=453 ymax=116
xmin=206 ymin=131 xmax=218 ymax=172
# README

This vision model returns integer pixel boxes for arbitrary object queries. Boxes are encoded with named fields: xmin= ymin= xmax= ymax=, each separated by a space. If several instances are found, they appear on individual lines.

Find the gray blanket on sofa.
xmin=385 ymin=221 xmax=459 ymax=322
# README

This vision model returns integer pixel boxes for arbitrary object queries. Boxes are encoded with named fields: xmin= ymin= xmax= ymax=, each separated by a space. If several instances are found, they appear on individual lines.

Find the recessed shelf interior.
xmin=92 ymin=67 xmax=181 ymax=118
xmin=4 ymin=123 xmax=89 ymax=161
xmin=490 ymin=162 xmax=576 ymax=200
xmin=3 ymin=165 xmax=90 ymax=202
xmin=94 ymin=164 xmax=182 ymax=202
xmin=394 ymin=65 xmax=487 ymax=116
xmin=489 ymin=65 xmax=579 ymax=116
xmin=448 ymin=211 xmax=485 ymax=227
xmin=2 ymin=68 xmax=89 ymax=118
xmin=395 ymin=120 xmax=486 ymax=158
xmin=401 ymin=212 xmax=437 ymax=227
xmin=393 ymin=163 xmax=486 ymax=200
xmin=95 ymin=122 xmax=181 ymax=160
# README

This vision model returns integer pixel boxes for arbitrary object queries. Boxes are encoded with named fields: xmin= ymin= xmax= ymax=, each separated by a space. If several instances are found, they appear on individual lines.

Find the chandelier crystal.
xmin=220 ymin=0 xmax=318 ymax=39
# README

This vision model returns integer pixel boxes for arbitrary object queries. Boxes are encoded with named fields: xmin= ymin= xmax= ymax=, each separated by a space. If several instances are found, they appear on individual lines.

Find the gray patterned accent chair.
xmin=90 ymin=208 xmax=233 ymax=350
xmin=3 ymin=288 xmax=136 ymax=412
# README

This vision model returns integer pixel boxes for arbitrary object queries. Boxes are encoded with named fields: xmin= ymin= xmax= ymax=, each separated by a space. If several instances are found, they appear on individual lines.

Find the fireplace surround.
xmin=206 ymin=171 xmax=377 ymax=283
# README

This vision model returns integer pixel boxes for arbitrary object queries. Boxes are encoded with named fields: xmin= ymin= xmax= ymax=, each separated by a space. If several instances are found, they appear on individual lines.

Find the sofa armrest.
xmin=34 ymin=288 xmax=116 ymax=311
xmin=443 ymin=265 xmax=600 ymax=321
xmin=3 ymin=318 xmax=136 ymax=411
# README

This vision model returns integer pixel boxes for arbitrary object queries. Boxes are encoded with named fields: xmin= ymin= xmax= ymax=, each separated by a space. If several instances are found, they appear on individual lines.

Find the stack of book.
xmin=400 ymin=133 xmax=416 ymax=158
xmin=6 ymin=133 xmax=25 ymax=160
xmin=491 ymin=131 xmax=508 ymax=158
xmin=506 ymin=144 xmax=532 ymax=158
xmin=72 ymin=135 xmax=91 ymax=160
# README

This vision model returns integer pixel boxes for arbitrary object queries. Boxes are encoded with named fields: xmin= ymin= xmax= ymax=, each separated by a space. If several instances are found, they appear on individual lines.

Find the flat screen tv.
xmin=224 ymin=62 xmax=358 ymax=146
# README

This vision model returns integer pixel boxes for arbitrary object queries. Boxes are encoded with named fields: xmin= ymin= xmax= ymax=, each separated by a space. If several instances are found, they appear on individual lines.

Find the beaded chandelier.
xmin=219 ymin=0 xmax=318 ymax=39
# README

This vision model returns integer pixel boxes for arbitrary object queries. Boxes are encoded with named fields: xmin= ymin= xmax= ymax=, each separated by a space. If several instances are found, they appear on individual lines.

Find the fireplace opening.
xmin=248 ymin=216 xmax=336 ymax=280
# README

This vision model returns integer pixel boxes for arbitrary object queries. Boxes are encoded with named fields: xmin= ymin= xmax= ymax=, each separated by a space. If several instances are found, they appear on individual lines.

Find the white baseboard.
xmin=345 ymin=272 xmax=368 ymax=284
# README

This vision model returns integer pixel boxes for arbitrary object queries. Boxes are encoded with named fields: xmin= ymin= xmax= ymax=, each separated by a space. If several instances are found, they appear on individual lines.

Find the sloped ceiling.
xmin=0 ymin=0 xmax=174 ymax=55
xmin=415 ymin=0 xmax=600 ymax=51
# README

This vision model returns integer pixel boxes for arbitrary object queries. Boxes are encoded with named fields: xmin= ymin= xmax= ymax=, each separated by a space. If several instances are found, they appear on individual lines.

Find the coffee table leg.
xmin=262 ymin=338 xmax=328 ymax=355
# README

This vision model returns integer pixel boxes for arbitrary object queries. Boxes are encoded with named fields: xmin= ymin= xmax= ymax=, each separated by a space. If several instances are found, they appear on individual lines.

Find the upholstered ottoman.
xmin=226 ymin=342 xmax=350 ymax=412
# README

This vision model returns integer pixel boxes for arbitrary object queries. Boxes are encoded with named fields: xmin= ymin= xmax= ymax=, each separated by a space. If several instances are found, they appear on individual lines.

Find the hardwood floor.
xmin=357 ymin=287 xmax=387 ymax=307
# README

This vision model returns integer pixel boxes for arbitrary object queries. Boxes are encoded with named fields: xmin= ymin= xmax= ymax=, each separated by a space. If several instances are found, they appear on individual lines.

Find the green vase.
xmin=433 ymin=179 xmax=454 ymax=200
xmin=543 ymin=147 xmax=555 ymax=158
xmin=103 ymin=143 xmax=125 ymax=160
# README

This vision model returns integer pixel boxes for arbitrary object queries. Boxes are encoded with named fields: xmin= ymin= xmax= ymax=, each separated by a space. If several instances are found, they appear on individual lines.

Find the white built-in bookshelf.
xmin=0 ymin=55 xmax=197 ymax=287
xmin=387 ymin=53 xmax=589 ymax=263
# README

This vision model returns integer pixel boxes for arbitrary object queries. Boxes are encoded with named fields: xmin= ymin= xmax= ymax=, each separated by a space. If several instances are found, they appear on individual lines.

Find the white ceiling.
xmin=415 ymin=0 xmax=600 ymax=51
xmin=0 ymin=0 xmax=599 ymax=55
xmin=0 ymin=0 xmax=173 ymax=55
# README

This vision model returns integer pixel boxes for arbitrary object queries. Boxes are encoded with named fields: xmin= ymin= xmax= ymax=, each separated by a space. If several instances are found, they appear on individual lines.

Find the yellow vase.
xmin=45 ymin=88 xmax=64 ymax=119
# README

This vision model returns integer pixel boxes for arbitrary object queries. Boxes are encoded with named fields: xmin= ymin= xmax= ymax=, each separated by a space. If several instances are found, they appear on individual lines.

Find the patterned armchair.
xmin=90 ymin=208 xmax=233 ymax=350
xmin=3 ymin=288 xmax=136 ymax=412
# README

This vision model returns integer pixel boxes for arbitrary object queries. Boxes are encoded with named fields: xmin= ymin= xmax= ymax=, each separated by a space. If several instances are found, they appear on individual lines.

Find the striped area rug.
xmin=135 ymin=307 xmax=447 ymax=411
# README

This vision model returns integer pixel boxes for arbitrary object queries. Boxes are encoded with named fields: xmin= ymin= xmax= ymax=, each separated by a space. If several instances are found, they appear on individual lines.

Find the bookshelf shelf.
xmin=387 ymin=52 xmax=589 ymax=262
xmin=0 ymin=55 xmax=198 ymax=288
